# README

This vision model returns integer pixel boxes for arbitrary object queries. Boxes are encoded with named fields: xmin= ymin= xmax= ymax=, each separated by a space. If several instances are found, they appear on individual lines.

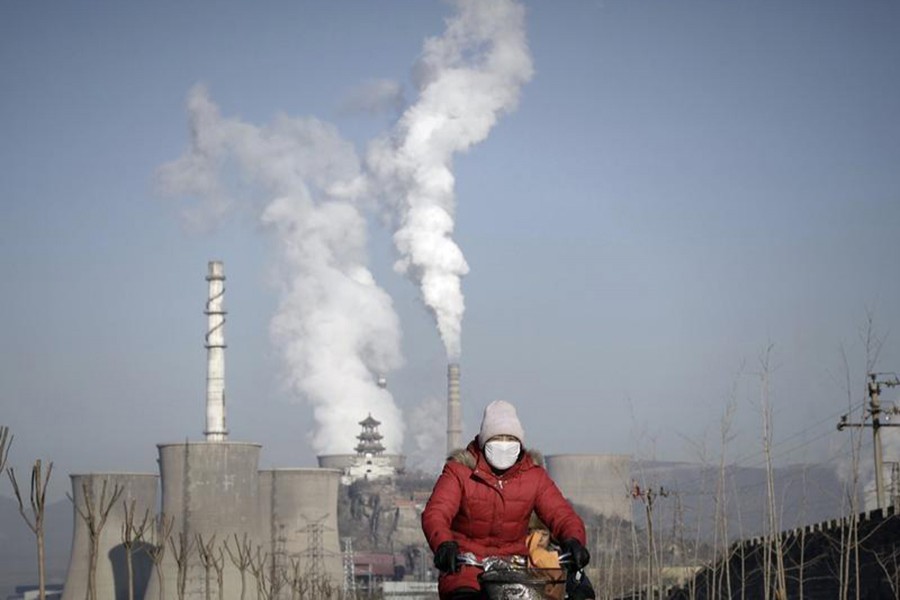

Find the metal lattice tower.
xmin=303 ymin=519 xmax=326 ymax=588
xmin=341 ymin=537 xmax=356 ymax=595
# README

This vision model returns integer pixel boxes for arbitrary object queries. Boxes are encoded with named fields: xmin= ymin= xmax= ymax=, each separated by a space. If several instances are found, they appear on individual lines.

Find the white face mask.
xmin=484 ymin=440 xmax=521 ymax=470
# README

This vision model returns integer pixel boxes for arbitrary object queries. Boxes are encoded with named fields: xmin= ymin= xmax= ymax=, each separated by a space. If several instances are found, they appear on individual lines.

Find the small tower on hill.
xmin=355 ymin=414 xmax=385 ymax=456
xmin=345 ymin=414 xmax=395 ymax=483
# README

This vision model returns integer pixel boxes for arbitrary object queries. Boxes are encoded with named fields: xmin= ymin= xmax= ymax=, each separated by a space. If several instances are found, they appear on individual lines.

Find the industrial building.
xmin=60 ymin=262 xmax=346 ymax=600
xmin=56 ymin=260 xmax=636 ymax=600
xmin=545 ymin=454 xmax=633 ymax=522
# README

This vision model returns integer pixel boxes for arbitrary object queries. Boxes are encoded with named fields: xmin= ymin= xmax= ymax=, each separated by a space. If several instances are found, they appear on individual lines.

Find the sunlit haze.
xmin=2 ymin=0 xmax=899 ymax=501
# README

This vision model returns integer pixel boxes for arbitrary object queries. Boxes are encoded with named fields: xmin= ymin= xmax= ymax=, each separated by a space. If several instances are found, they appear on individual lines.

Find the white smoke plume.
xmin=159 ymin=86 xmax=405 ymax=454
xmin=340 ymin=78 xmax=406 ymax=117
xmin=367 ymin=0 xmax=533 ymax=361
xmin=407 ymin=396 xmax=451 ymax=474
xmin=158 ymin=0 xmax=533 ymax=452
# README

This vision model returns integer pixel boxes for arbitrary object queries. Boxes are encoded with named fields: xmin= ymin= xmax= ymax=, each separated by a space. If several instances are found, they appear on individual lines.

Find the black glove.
xmin=433 ymin=541 xmax=460 ymax=573
xmin=561 ymin=538 xmax=590 ymax=570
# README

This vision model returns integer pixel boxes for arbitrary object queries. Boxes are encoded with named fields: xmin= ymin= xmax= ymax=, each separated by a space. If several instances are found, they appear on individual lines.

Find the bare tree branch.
xmin=0 ymin=426 xmax=12 ymax=473
xmin=225 ymin=533 xmax=253 ymax=600
xmin=67 ymin=478 xmax=124 ymax=600
xmin=8 ymin=459 xmax=52 ymax=600
xmin=145 ymin=514 xmax=175 ymax=600
xmin=122 ymin=499 xmax=152 ymax=600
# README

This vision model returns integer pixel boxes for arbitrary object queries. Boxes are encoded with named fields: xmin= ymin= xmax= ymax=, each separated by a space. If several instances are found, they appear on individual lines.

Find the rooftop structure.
xmin=355 ymin=414 xmax=386 ymax=456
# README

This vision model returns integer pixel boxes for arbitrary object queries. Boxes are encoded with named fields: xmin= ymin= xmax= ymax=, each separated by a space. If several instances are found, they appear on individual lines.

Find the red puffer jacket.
xmin=422 ymin=440 xmax=586 ymax=597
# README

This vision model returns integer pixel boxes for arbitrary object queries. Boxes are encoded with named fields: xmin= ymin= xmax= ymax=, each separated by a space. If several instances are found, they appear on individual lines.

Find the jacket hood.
xmin=447 ymin=439 xmax=543 ymax=470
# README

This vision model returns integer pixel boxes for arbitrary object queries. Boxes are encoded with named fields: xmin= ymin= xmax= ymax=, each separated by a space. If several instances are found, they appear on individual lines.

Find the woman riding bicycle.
xmin=422 ymin=400 xmax=591 ymax=600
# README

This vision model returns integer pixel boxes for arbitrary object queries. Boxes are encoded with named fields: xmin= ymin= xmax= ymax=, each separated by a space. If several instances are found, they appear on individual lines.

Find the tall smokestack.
xmin=447 ymin=363 xmax=461 ymax=454
xmin=205 ymin=260 xmax=228 ymax=441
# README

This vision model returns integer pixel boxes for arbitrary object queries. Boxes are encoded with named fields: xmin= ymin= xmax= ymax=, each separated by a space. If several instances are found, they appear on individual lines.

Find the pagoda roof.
xmin=359 ymin=413 xmax=381 ymax=427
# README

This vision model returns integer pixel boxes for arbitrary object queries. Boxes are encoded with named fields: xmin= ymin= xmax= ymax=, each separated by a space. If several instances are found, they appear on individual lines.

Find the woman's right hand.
xmin=434 ymin=541 xmax=461 ymax=573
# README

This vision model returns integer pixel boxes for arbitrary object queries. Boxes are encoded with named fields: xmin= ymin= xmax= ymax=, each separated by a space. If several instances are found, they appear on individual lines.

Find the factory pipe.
xmin=447 ymin=363 xmax=462 ymax=454
xmin=205 ymin=260 xmax=228 ymax=441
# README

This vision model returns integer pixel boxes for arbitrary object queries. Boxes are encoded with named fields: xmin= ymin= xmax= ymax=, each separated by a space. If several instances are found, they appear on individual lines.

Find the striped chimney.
xmin=447 ymin=363 xmax=462 ymax=454
xmin=204 ymin=261 xmax=228 ymax=441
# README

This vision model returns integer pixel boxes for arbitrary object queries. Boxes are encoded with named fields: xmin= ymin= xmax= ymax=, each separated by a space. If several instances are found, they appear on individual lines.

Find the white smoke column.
xmin=159 ymin=86 xmax=405 ymax=454
xmin=367 ymin=0 xmax=533 ymax=360
xmin=407 ymin=396 xmax=450 ymax=473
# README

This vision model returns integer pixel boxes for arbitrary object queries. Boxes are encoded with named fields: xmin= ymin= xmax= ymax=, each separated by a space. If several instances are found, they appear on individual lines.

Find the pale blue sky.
xmin=2 ymin=1 xmax=899 ymax=499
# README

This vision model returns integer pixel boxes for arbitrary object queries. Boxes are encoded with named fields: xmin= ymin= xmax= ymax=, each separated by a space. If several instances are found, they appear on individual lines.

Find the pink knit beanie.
xmin=478 ymin=400 xmax=525 ymax=448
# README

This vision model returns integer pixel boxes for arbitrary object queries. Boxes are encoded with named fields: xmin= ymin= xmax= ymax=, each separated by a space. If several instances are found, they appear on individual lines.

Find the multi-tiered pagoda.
xmin=339 ymin=414 xmax=397 ymax=483
xmin=354 ymin=414 xmax=385 ymax=456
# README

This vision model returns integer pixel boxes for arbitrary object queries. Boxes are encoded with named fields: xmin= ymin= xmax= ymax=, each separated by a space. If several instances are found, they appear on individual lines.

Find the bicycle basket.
xmin=479 ymin=567 xmax=566 ymax=600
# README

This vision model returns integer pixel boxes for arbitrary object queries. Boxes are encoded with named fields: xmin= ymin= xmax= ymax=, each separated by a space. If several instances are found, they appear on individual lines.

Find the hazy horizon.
xmin=2 ymin=0 xmax=899 ymax=501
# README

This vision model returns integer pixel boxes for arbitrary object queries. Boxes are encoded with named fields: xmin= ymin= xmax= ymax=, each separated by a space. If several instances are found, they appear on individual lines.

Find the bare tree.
xmin=715 ymin=393 xmax=739 ymax=600
xmin=170 ymin=531 xmax=196 ymax=600
xmin=225 ymin=533 xmax=254 ymax=600
xmin=730 ymin=460 xmax=748 ymax=600
xmin=313 ymin=576 xmax=335 ymax=600
xmin=196 ymin=534 xmax=218 ymax=600
xmin=212 ymin=547 xmax=226 ymax=600
xmin=145 ymin=514 xmax=175 ymax=600
xmin=248 ymin=545 xmax=275 ymax=600
xmin=0 ymin=426 xmax=12 ymax=472
xmin=68 ymin=477 xmax=125 ymax=600
xmin=758 ymin=345 xmax=788 ymax=600
xmin=629 ymin=512 xmax=641 ymax=598
xmin=838 ymin=346 xmax=862 ymax=600
xmin=870 ymin=535 xmax=900 ymax=597
xmin=7 ymin=459 xmax=53 ymax=600
xmin=833 ymin=311 xmax=884 ymax=600
xmin=288 ymin=556 xmax=306 ymax=600
xmin=122 ymin=499 xmax=152 ymax=600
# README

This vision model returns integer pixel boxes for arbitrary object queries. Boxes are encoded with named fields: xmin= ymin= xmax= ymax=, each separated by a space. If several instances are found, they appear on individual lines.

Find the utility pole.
xmin=891 ymin=462 xmax=900 ymax=512
xmin=837 ymin=372 xmax=900 ymax=510
xmin=632 ymin=481 xmax=669 ymax=599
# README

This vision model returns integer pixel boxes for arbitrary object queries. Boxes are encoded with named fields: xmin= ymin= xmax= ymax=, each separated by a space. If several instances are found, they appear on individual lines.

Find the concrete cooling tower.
xmin=144 ymin=442 xmax=262 ymax=600
xmin=545 ymin=454 xmax=632 ymax=522
xmin=61 ymin=472 xmax=159 ymax=600
xmin=258 ymin=469 xmax=342 ymax=596
xmin=59 ymin=262 xmax=347 ymax=600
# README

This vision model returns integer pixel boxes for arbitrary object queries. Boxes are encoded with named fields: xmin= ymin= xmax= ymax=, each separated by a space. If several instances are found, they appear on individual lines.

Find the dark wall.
xmin=668 ymin=507 xmax=900 ymax=600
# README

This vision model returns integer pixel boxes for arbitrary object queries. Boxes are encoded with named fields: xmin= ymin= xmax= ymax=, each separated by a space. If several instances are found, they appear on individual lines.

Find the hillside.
xmin=630 ymin=461 xmax=850 ymax=541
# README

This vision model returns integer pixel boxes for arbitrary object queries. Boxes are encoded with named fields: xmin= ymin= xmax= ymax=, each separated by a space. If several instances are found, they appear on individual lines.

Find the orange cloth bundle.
xmin=526 ymin=529 xmax=561 ymax=569
xmin=524 ymin=530 xmax=565 ymax=600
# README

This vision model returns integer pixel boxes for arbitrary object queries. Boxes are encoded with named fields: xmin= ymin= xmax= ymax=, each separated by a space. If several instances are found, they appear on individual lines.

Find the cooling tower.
xmin=258 ymin=469 xmax=342 ymax=597
xmin=61 ymin=473 xmax=159 ymax=600
xmin=144 ymin=442 xmax=261 ymax=600
xmin=544 ymin=454 xmax=632 ymax=522
xmin=447 ymin=363 xmax=461 ymax=454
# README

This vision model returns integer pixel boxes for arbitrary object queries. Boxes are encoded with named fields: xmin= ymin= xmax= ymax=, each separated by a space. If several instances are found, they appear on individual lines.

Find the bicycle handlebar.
xmin=456 ymin=552 xmax=576 ymax=569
